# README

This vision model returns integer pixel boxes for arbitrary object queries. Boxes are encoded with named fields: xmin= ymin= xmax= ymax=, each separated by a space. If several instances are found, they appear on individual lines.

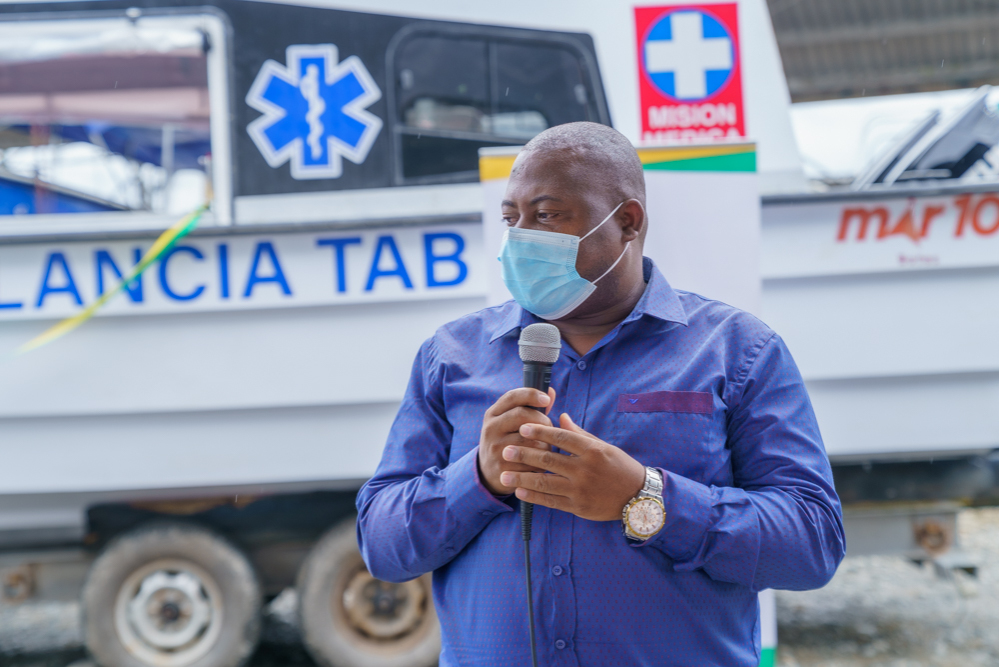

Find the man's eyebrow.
xmin=502 ymin=195 xmax=564 ymax=208
xmin=530 ymin=195 xmax=563 ymax=205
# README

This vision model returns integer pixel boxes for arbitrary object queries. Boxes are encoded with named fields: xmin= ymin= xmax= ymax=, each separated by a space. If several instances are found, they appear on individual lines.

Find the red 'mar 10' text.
xmin=837 ymin=194 xmax=999 ymax=243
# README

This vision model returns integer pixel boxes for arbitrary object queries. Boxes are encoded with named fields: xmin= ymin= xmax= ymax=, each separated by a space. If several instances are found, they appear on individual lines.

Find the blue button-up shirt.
xmin=357 ymin=258 xmax=844 ymax=667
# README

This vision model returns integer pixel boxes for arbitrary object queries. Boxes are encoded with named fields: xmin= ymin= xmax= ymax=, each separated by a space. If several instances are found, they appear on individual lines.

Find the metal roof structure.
xmin=767 ymin=0 xmax=999 ymax=102
xmin=850 ymin=85 xmax=999 ymax=189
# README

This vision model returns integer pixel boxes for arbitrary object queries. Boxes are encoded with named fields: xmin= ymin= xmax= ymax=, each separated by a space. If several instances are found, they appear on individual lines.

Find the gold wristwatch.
xmin=622 ymin=467 xmax=665 ymax=541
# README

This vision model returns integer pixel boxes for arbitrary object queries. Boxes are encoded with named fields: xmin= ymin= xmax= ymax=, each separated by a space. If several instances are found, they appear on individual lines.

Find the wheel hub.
xmin=342 ymin=569 xmax=426 ymax=640
xmin=126 ymin=569 xmax=213 ymax=650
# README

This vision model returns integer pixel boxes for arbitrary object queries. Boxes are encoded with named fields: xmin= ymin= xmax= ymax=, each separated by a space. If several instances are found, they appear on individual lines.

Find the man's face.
xmin=501 ymin=150 xmax=623 ymax=285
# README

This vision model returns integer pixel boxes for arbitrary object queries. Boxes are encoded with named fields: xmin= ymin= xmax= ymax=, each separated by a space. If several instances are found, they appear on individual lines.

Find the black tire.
xmin=297 ymin=518 xmax=440 ymax=667
xmin=81 ymin=523 xmax=261 ymax=667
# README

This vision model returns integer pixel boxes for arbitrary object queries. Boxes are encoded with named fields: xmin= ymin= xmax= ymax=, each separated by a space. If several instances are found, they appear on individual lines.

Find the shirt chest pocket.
xmin=611 ymin=391 xmax=729 ymax=483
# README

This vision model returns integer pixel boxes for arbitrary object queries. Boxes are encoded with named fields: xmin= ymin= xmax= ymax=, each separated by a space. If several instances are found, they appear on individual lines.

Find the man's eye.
xmin=502 ymin=215 xmax=517 ymax=226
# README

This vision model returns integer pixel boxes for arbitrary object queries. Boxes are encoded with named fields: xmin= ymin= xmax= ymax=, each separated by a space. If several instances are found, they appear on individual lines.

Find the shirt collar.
xmin=488 ymin=257 xmax=688 ymax=344
xmin=625 ymin=256 xmax=689 ymax=326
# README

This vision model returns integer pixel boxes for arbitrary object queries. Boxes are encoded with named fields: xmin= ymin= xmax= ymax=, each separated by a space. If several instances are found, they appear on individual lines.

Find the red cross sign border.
xmin=635 ymin=3 xmax=746 ymax=144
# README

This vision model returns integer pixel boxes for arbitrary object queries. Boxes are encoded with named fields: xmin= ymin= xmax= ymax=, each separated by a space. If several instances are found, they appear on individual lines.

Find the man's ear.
xmin=618 ymin=199 xmax=646 ymax=242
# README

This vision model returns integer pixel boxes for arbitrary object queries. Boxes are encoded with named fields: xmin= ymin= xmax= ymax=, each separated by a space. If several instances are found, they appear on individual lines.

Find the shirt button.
xmin=555 ymin=639 xmax=567 ymax=650
xmin=552 ymin=565 xmax=563 ymax=576
xmin=576 ymin=360 xmax=587 ymax=370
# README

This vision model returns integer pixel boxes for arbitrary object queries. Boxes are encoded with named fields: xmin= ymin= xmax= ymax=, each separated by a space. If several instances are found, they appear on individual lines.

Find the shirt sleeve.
xmin=637 ymin=332 xmax=846 ymax=592
xmin=355 ymin=336 xmax=514 ymax=583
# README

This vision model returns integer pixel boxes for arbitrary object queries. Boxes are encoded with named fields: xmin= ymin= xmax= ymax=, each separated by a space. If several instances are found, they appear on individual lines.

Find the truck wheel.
xmin=297 ymin=518 xmax=440 ymax=667
xmin=81 ymin=523 xmax=261 ymax=667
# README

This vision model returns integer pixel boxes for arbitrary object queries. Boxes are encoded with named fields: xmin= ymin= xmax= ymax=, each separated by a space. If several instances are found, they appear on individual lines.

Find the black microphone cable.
xmin=517 ymin=323 xmax=561 ymax=667
xmin=521 ymin=500 xmax=538 ymax=667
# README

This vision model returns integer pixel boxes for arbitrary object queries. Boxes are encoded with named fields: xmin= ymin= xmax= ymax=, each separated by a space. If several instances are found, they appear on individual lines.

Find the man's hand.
xmin=478 ymin=387 xmax=557 ymax=495
xmin=499 ymin=413 xmax=647 ymax=521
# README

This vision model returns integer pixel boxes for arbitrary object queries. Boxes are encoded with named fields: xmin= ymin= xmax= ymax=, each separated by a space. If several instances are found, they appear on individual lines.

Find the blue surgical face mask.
xmin=498 ymin=201 xmax=630 ymax=320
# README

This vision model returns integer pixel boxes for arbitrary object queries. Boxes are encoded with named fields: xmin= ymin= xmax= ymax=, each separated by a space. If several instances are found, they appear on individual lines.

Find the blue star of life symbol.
xmin=246 ymin=44 xmax=382 ymax=180
xmin=643 ymin=10 xmax=734 ymax=101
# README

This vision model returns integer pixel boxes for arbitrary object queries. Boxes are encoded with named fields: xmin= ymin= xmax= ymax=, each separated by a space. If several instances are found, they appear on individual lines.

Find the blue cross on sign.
xmin=246 ymin=44 xmax=383 ymax=180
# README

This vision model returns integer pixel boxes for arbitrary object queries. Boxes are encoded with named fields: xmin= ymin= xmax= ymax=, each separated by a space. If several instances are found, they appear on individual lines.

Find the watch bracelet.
xmin=641 ymin=466 xmax=663 ymax=497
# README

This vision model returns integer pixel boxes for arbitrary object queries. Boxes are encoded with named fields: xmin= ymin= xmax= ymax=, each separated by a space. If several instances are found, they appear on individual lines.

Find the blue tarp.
xmin=15 ymin=124 xmax=211 ymax=170
xmin=0 ymin=175 xmax=122 ymax=214
xmin=0 ymin=123 xmax=210 ymax=215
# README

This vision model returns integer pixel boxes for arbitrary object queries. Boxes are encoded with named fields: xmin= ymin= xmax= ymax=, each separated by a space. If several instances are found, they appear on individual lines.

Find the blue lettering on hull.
xmin=159 ymin=246 xmax=206 ymax=301
xmin=37 ymin=252 xmax=82 ymax=307
xmin=2 ymin=227 xmax=476 ymax=319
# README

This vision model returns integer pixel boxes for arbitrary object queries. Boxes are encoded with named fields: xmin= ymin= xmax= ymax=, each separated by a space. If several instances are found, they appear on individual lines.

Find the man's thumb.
xmin=560 ymin=413 xmax=585 ymax=432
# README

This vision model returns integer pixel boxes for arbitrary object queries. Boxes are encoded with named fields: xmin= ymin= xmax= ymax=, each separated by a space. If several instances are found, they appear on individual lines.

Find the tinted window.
xmin=495 ymin=42 xmax=596 ymax=128
xmin=394 ymin=33 xmax=601 ymax=183
xmin=398 ymin=36 xmax=490 ymax=134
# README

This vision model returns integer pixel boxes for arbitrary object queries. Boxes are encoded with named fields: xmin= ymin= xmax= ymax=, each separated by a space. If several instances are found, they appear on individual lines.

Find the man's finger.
xmin=514 ymin=487 xmax=568 ymax=512
xmin=519 ymin=420 xmax=594 ymax=455
xmin=502 ymin=445 xmax=571 ymax=474
xmin=492 ymin=406 xmax=552 ymax=436
xmin=493 ymin=434 xmax=552 ymax=461
xmin=496 ymin=459 xmax=548 ymax=475
xmin=545 ymin=387 xmax=557 ymax=416
xmin=486 ymin=388 xmax=551 ymax=417
xmin=560 ymin=412 xmax=585 ymax=432
xmin=500 ymin=470 xmax=571 ymax=496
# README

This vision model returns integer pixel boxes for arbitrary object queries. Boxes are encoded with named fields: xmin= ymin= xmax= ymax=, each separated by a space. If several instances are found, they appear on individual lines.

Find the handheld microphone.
xmin=517 ymin=323 xmax=561 ymax=667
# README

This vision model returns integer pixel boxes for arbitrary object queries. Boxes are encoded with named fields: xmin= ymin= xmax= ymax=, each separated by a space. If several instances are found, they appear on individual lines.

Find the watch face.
xmin=627 ymin=498 xmax=665 ymax=537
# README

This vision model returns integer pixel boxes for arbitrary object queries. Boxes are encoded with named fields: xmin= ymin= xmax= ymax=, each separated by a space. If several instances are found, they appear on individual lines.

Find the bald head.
xmin=515 ymin=122 xmax=646 ymax=207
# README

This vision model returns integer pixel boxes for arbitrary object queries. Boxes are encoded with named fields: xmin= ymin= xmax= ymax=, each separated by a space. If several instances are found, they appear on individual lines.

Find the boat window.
xmin=0 ymin=13 xmax=231 ymax=227
xmin=394 ymin=31 xmax=602 ymax=183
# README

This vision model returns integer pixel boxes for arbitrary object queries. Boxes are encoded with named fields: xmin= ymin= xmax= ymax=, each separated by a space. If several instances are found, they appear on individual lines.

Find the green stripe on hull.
xmin=758 ymin=647 xmax=776 ymax=667
xmin=644 ymin=151 xmax=757 ymax=173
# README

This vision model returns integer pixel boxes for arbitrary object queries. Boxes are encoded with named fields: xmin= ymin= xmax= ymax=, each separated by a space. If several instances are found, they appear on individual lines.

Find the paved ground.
xmin=1 ymin=508 xmax=997 ymax=667
xmin=776 ymin=508 xmax=999 ymax=667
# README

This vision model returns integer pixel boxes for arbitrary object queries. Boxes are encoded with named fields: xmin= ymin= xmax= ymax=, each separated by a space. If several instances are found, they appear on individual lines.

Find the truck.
xmin=5 ymin=1 xmax=993 ymax=666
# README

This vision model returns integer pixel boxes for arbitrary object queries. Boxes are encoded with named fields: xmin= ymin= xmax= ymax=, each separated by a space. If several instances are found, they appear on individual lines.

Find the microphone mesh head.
xmin=519 ymin=323 xmax=561 ymax=364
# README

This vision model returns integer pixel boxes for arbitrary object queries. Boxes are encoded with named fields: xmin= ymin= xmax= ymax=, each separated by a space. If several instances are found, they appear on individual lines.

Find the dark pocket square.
xmin=617 ymin=391 xmax=713 ymax=414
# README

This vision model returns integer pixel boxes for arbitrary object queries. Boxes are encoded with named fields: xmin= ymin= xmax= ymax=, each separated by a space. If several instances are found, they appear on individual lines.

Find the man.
xmin=357 ymin=122 xmax=844 ymax=666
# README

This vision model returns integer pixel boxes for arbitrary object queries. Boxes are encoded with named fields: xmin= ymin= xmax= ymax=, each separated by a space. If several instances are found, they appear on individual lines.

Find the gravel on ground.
xmin=776 ymin=507 xmax=999 ymax=667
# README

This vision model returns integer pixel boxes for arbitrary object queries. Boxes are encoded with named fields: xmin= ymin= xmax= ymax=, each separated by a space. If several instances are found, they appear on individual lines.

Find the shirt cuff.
xmin=632 ymin=469 xmax=713 ymax=562
xmin=445 ymin=446 xmax=516 ymax=519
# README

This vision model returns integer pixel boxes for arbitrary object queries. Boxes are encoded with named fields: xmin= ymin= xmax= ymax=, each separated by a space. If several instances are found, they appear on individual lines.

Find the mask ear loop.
xmin=581 ymin=200 xmax=632 ymax=285
xmin=592 ymin=241 xmax=630 ymax=285
xmin=580 ymin=201 xmax=625 ymax=242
